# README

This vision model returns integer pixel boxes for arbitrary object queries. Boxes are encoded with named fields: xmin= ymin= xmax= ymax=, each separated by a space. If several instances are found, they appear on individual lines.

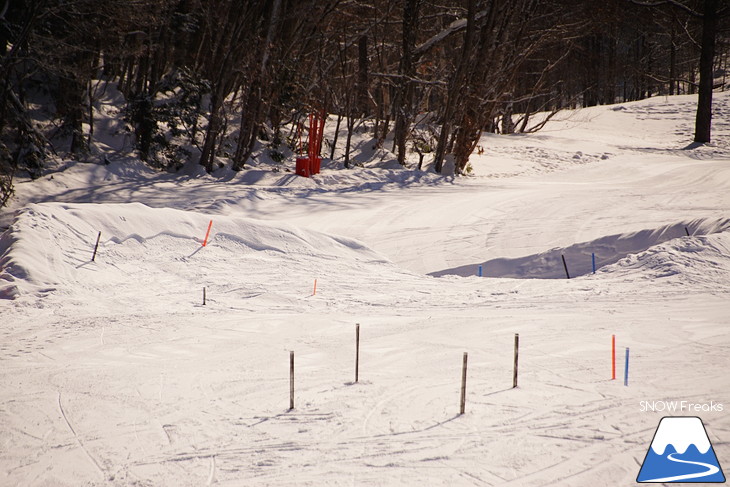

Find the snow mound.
xmin=431 ymin=218 xmax=730 ymax=280
xmin=605 ymin=230 xmax=730 ymax=284
xmin=0 ymin=202 xmax=400 ymax=304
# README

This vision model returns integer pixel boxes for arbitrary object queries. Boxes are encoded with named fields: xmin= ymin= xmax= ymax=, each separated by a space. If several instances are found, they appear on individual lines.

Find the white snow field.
xmin=1 ymin=92 xmax=730 ymax=486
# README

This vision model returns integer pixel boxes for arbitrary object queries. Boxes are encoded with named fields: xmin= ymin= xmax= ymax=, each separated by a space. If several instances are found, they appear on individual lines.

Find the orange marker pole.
xmin=202 ymin=220 xmax=213 ymax=247
xmin=611 ymin=334 xmax=616 ymax=380
xmin=312 ymin=279 xmax=317 ymax=296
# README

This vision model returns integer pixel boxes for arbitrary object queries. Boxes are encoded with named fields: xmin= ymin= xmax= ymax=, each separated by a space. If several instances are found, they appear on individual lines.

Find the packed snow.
xmin=1 ymin=92 xmax=729 ymax=486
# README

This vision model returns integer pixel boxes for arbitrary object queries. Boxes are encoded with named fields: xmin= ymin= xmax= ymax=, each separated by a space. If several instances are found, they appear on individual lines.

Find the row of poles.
xmin=89 ymin=229 xmax=632 ymax=398
xmin=284 ymin=327 xmax=522 ymax=415
xmin=286 ymin=328 xmax=630 ymax=414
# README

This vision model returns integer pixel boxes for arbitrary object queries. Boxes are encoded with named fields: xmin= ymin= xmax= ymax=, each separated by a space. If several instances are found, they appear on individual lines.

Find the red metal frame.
xmin=296 ymin=110 xmax=325 ymax=177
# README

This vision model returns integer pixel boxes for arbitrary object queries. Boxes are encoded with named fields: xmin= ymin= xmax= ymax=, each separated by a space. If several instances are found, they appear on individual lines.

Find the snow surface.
xmin=1 ymin=92 xmax=730 ymax=486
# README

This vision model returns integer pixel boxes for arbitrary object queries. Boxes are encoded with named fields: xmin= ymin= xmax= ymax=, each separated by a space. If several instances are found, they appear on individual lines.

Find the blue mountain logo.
xmin=637 ymin=416 xmax=726 ymax=483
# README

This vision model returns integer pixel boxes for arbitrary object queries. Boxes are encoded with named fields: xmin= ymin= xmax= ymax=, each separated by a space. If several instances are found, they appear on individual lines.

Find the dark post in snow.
xmin=561 ymin=254 xmax=570 ymax=279
xmin=460 ymin=352 xmax=468 ymax=415
xmin=355 ymin=323 xmax=360 ymax=383
xmin=203 ymin=287 xmax=206 ymax=306
xmin=289 ymin=351 xmax=295 ymax=410
xmin=513 ymin=333 xmax=520 ymax=388
xmin=91 ymin=231 xmax=101 ymax=262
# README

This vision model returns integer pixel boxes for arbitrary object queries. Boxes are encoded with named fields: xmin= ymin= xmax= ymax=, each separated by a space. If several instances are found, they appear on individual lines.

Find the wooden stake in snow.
xmin=561 ymin=254 xmax=570 ymax=279
xmin=459 ymin=352 xmax=468 ymax=415
xmin=203 ymin=287 xmax=206 ymax=306
xmin=312 ymin=279 xmax=317 ymax=296
xmin=202 ymin=220 xmax=213 ymax=247
xmin=513 ymin=333 xmax=520 ymax=388
xmin=355 ymin=323 xmax=360 ymax=383
xmin=685 ymin=226 xmax=691 ymax=237
xmin=289 ymin=351 xmax=295 ymax=410
xmin=91 ymin=231 xmax=101 ymax=262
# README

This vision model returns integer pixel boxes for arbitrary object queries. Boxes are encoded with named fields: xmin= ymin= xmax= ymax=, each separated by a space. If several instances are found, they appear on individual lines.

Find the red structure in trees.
xmin=295 ymin=111 xmax=325 ymax=178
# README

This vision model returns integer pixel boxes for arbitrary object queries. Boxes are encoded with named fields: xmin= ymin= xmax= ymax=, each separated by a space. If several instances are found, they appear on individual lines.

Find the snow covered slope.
xmin=1 ymin=93 xmax=729 ymax=487
xmin=0 ymin=202 xmax=409 ymax=308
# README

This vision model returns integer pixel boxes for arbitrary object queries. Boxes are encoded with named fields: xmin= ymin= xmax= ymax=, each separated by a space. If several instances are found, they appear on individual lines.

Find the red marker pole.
xmin=202 ymin=220 xmax=213 ymax=247
xmin=611 ymin=335 xmax=616 ymax=380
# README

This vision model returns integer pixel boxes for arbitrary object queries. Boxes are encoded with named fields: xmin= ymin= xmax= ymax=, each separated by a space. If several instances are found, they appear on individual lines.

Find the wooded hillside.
xmin=0 ymin=0 xmax=728 ymax=204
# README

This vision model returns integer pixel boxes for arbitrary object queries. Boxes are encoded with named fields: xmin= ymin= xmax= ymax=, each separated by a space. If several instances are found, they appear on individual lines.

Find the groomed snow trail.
xmin=1 ymin=93 xmax=729 ymax=486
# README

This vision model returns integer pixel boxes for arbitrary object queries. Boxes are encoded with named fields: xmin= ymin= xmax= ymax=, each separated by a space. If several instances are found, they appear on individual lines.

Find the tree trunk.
xmin=434 ymin=0 xmax=476 ymax=173
xmin=357 ymin=35 xmax=370 ymax=117
xmin=669 ymin=23 xmax=677 ymax=96
xmin=329 ymin=112 xmax=342 ymax=160
xmin=393 ymin=0 xmax=421 ymax=166
xmin=344 ymin=114 xmax=355 ymax=169
xmin=233 ymin=83 xmax=262 ymax=171
xmin=501 ymin=94 xmax=514 ymax=134
xmin=694 ymin=0 xmax=718 ymax=144
xmin=230 ymin=0 xmax=283 ymax=171
xmin=200 ymin=93 xmax=223 ymax=172
xmin=58 ymin=74 xmax=88 ymax=156
xmin=453 ymin=115 xmax=480 ymax=174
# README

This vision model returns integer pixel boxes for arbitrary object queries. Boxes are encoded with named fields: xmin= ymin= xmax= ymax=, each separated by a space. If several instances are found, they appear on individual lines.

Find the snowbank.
xmin=0 ymin=202 xmax=398 ymax=304
xmin=431 ymin=218 xmax=730 ymax=281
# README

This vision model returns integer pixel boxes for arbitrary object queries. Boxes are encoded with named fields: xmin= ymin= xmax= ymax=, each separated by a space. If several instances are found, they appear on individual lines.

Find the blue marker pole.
xmin=592 ymin=253 xmax=596 ymax=274
xmin=478 ymin=265 xmax=483 ymax=277
xmin=624 ymin=347 xmax=630 ymax=386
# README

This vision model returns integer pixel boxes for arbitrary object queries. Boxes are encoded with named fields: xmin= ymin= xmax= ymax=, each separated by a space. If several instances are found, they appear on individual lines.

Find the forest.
xmin=0 ymin=0 xmax=728 ymax=206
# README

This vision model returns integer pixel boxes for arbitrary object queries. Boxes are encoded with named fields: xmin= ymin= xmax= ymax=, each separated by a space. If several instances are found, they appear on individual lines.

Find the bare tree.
xmin=630 ymin=0 xmax=728 ymax=143
xmin=432 ymin=0 xmax=572 ymax=174
xmin=393 ymin=0 xmax=423 ymax=166
xmin=694 ymin=0 xmax=720 ymax=143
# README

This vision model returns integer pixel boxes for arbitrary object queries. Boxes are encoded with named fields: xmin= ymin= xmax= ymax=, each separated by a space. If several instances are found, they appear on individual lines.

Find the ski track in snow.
xmin=56 ymin=392 xmax=106 ymax=480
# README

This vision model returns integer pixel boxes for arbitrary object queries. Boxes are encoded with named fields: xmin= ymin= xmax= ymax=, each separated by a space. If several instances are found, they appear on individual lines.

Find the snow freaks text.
xmin=639 ymin=401 xmax=724 ymax=413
